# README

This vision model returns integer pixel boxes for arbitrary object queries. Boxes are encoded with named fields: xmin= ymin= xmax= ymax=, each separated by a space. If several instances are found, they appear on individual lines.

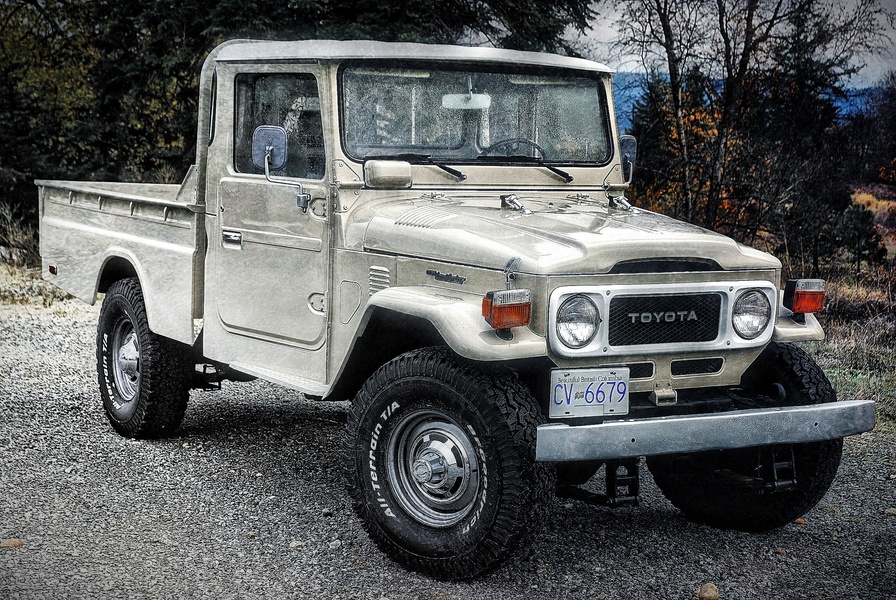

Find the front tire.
xmin=346 ymin=347 xmax=553 ymax=580
xmin=97 ymin=277 xmax=193 ymax=438
xmin=648 ymin=342 xmax=843 ymax=532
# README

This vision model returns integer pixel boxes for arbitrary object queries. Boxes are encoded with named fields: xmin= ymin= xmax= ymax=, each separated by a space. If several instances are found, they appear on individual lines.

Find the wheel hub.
xmin=117 ymin=334 xmax=140 ymax=379
xmin=111 ymin=319 xmax=141 ymax=402
xmin=388 ymin=410 xmax=481 ymax=528
xmin=412 ymin=450 xmax=448 ymax=484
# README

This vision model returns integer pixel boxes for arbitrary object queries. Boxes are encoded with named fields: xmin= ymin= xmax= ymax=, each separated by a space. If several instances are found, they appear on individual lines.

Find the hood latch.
xmin=501 ymin=194 xmax=532 ymax=215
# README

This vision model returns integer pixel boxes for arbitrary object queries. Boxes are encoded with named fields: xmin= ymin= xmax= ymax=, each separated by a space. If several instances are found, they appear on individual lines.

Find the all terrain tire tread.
xmin=346 ymin=346 xmax=553 ymax=580
xmin=97 ymin=277 xmax=192 ymax=438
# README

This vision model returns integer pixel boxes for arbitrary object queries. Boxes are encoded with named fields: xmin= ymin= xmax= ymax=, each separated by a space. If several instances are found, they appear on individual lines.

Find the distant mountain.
xmin=838 ymin=87 xmax=876 ymax=118
xmin=611 ymin=71 xmax=645 ymax=134
xmin=609 ymin=71 xmax=873 ymax=134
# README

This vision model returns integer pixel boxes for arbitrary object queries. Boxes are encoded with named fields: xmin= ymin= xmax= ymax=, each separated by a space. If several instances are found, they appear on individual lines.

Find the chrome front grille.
xmin=548 ymin=281 xmax=778 ymax=358
xmin=607 ymin=293 xmax=722 ymax=347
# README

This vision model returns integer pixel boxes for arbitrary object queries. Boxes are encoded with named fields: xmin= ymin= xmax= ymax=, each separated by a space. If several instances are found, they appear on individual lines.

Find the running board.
xmin=228 ymin=362 xmax=328 ymax=397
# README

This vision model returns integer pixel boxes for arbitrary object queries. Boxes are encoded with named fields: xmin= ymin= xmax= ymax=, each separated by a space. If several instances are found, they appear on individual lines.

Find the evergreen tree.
xmin=837 ymin=203 xmax=887 ymax=274
xmin=0 ymin=0 xmax=595 ymax=219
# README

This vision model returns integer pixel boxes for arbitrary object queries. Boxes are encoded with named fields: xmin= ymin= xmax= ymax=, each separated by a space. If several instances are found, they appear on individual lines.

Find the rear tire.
xmin=648 ymin=342 xmax=843 ymax=532
xmin=346 ymin=347 xmax=553 ymax=580
xmin=97 ymin=277 xmax=193 ymax=438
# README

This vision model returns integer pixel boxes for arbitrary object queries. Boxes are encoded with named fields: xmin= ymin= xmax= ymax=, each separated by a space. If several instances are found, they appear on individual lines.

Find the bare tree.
xmin=615 ymin=0 xmax=711 ymax=222
xmin=610 ymin=0 xmax=893 ymax=232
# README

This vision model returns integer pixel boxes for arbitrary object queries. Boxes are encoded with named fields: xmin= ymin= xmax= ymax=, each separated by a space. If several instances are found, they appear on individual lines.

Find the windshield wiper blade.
xmin=541 ymin=163 xmax=574 ymax=184
xmin=365 ymin=153 xmax=466 ymax=181
xmin=475 ymin=154 xmax=574 ymax=183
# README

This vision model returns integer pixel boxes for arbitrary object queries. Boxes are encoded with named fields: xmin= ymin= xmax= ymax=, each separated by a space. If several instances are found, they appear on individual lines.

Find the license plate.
xmin=549 ymin=368 xmax=630 ymax=418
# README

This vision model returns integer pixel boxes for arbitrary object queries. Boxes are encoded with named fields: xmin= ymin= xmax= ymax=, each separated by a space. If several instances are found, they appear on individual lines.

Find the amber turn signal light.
xmin=783 ymin=279 xmax=826 ymax=314
xmin=482 ymin=289 xmax=532 ymax=330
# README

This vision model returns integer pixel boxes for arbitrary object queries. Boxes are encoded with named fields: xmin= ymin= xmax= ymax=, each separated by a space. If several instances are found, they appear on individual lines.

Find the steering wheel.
xmin=479 ymin=138 xmax=547 ymax=159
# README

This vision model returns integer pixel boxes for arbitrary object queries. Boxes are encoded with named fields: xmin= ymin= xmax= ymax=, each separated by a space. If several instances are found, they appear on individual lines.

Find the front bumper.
xmin=535 ymin=399 xmax=876 ymax=462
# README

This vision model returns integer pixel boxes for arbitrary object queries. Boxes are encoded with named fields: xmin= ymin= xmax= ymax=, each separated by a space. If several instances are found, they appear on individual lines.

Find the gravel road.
xmin=1 ymin=298 xmax=894 ymax=599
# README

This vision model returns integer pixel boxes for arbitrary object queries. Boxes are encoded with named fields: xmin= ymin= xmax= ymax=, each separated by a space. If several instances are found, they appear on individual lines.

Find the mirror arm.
xmin=264 ymin=146 xmax=274 ymax=180
xmin=622 ymin=158 xmax=634 ymax=186
xmin=601 ymin=163 xmax=634 ymax=211
xmin=264 ymin=148 xmax=312 ymax=214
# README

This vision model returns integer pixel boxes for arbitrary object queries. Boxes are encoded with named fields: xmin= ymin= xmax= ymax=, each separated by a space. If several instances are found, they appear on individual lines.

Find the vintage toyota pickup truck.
xmin=38 ymin=39 xmax=875 ymax=579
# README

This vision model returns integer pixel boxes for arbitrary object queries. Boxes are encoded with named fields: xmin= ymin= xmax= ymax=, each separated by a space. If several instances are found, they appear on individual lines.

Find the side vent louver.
xmin=395 ymin=207 xmax=455 ymax=228
xmin=369 ymin=266 xmax=391 ymax=295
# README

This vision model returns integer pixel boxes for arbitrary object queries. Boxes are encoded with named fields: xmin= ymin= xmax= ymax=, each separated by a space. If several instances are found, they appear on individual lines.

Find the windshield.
xmin=341 ymin=62 xmax=613 ymax=165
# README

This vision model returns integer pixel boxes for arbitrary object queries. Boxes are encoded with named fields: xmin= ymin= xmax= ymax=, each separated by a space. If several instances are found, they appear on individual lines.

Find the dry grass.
xmin=823 ymin=266 xmax=896 ymax=320
xmin=806 ymin=316 xmax=896 ymax=423
xmin=0 ymin=264 xmax=72 ymax=306
xmin=0 ymin=200 xmax=71 ymax=305
xmin=0 ymin=202 xmax=39 ymax=266
xmin=853 ymin=191 xmax=896 ymax=224
xmin=807 ymin=264 xmax=896 ymax=423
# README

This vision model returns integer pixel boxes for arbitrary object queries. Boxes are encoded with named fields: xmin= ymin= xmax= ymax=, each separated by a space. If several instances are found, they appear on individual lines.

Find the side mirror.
xmin=364 ymin=160 xmax=413 ymax=189
xmin=252 ymin=125 xmax=288 ymax=172
xmin=251 ymin=125 xmax=312 ymax=214
xmin=619 ymin=135 xmax=637 ymax=184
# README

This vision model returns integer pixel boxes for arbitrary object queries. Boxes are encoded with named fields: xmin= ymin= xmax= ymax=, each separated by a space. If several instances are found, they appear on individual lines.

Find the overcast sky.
xmin=582 ymin=5 xmax=895 ymax=88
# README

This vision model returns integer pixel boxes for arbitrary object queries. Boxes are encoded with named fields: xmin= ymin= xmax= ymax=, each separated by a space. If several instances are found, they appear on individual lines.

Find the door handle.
xmin=222 ymin=230 xmax=242 ymax=247
xmin=297 ymin=191 xmax=312 ymax=213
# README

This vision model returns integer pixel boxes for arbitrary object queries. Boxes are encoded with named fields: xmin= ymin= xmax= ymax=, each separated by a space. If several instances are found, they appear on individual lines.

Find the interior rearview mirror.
xmin=620 ymin=135 xmax=637 ymax=184
xmin=252 ymin=125 xmax=288 ymax=171
xmin=442 ymin=94 xmax=492 ymax=110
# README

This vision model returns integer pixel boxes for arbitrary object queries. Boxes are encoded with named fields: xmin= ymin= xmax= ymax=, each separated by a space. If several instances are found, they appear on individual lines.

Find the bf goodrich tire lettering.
xmin=346 ymin=347 xmax=553 ymax=580
xmin=97 ymin=277 xmax=193 ymax=438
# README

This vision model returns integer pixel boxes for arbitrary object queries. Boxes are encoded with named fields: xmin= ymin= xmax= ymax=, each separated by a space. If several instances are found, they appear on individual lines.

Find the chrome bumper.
xmin=535 ymin=400 xmax=876 ymax=462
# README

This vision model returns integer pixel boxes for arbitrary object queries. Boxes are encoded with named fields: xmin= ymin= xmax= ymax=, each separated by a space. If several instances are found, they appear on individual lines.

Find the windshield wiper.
xmin=475 ymin=155 xmax=574 ymax=183
xmin=365 ymin=153 xmax=467 ymax=182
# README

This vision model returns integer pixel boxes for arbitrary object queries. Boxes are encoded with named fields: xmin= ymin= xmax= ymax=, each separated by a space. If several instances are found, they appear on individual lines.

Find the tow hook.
xmin=557 ymin=459 xmax=640 ymax=508
xmin=711 ymin=446 xmax=798 ymax=493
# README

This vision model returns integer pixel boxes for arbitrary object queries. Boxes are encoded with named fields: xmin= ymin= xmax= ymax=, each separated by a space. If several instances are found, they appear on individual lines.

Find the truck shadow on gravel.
xmin=171 ymin=383 xmax=351 ymax=491
xmin=162 ymin=385 xmax=696 ymax=554
xmin=118 ymin=381 xmax=889 ymax=597
xmin=158 ymin=383 xmax=714 ymax=582
xmin=177 ymin=388 xmax=348 ymax=436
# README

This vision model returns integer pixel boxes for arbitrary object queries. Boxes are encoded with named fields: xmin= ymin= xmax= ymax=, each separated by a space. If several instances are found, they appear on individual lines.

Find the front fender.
xmin=773 ymin=311 xmax=825 ymax=342
xmin=365 ymin=286 xmax=547 ymax=361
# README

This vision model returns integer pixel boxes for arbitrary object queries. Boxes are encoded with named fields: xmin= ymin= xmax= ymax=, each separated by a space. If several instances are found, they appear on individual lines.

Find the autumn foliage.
xmin=617 ymin=0 xmax=894 ymax=279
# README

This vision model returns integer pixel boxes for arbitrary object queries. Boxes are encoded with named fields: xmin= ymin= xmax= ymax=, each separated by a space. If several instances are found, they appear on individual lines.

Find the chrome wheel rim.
xmin=111 ymin=318 xmax=141 ymax=403
xmin=387 ymin=409 xmax=481 ymax=528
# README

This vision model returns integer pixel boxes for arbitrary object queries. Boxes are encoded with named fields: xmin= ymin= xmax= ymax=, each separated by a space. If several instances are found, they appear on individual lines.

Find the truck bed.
xmin=37 ymin=168 xmax=205 ymax=345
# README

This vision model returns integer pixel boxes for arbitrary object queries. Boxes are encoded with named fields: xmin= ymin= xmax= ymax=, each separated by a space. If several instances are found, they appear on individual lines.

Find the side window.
xmin=234 ymin=73 xmax=325 ymax=179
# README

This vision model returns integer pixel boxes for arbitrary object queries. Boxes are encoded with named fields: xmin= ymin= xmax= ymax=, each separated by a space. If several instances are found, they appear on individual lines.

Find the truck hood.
xmin=356 ymin=195 xmax=780 ymax=274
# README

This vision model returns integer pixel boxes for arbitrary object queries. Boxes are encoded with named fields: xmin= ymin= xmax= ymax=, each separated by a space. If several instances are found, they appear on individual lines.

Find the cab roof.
xmin=214 ymin=39 xmax=614 ymax=74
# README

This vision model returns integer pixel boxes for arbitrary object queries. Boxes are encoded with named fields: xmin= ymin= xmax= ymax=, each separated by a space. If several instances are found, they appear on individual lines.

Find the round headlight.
xmin=556 ymin=295 xmax=599 ymax=348
xmin=732 ymin=290 xmax=771 ymax=340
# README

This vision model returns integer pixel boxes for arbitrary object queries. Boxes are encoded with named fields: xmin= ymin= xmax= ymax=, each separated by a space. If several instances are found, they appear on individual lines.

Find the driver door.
xmin=208 ymin=68 xmax=330 ymax=384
